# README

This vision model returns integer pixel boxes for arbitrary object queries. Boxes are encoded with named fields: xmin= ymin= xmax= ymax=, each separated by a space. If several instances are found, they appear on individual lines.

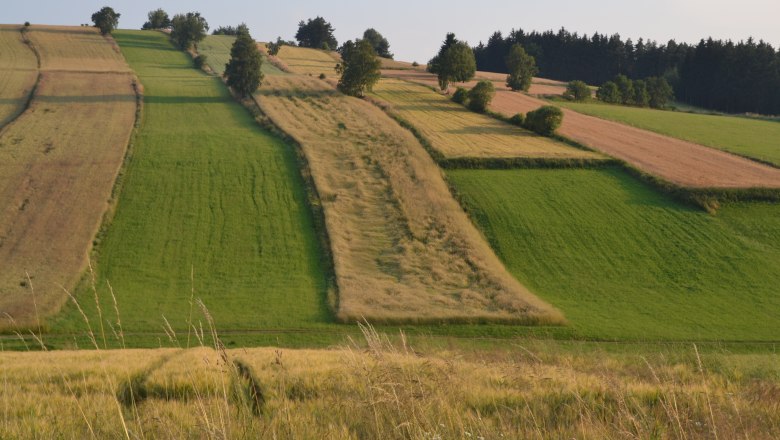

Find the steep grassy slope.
xmin=449 ymin=167 xmax=780 ymax=341
xmin=0 ymin=26 xmax=39 ymax=128
xmin=370 ymin=79 xmax=601 ymax=161
xmin=199 ymin=35 xmax=285 ymax=77
xmin=557 ymin=101 xmax=780 ymax=166
xmin=52 ymin=31 xmax=328 ymax=332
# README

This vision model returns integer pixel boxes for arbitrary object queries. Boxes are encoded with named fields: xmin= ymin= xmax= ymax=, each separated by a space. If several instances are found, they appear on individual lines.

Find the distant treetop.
xmin=362 ymin=28 xmax=393 ymax=59
xmin=212 ymin=24 xmax=249 ymax=36
xmin=91 ymin=7 xmax=120 ymax=35
xmin=142 ymin=8 xmax=170 ymax=30
xmin=170 ymin=12 xmax=209 ymax=50
xmin=295 ymin=17 xmax=338 ymax=51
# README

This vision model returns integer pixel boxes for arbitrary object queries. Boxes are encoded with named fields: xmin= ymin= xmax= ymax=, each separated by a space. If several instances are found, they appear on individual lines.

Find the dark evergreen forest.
xmin=472 ymin=28 xmax=780 ymax=115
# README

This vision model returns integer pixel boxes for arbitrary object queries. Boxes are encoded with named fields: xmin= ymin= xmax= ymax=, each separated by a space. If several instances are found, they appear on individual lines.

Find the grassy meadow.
xmin=50 ymin=31 xmax=329 ymax=333
xmin=370 ymin=79 xmax=601 ymax=160
xmin=198 ymin=35 xmax=285 ymax=77
xmin=558 ymin=101 xmax=780 ymax=166
xmin=449 ymin=167 xmax=780 ymax=341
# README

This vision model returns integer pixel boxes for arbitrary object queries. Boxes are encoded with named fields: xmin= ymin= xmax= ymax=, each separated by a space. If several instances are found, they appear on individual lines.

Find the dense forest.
xmin=473 ymin=28 xmax=780 ymax=115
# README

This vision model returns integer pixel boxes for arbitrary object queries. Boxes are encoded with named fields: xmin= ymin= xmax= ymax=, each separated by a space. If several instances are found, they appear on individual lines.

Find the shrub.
xmin=24 ymin=22 xmax=31 ymax=27
xmin=411 ymin=61 xmax=419 ymax=67
xmin=193 ymin=54 xmax=207 ymax=69
xmin=632 ymin=79 xmax=649 ymax=107
xmin=596 ymin=81 xmax=622 ymax=104
xmin=467 ymin=80 xmax=495 ymax=113
xmin=319 ymin=73 xmax=326 ymax=80
xmin=452 ymin=87 xmax=468 ymax=104
xmin=614 ymin=74 xmax=634 ymax=105
xmin=509 ymin=113 xmax=525 ymax=126
xmin=563 ymin=80 xmax=590 ymax=101
xmin=646 ymin=76 xmax=675 ymax=108
xmin=524 ymin=105 xmax=563 ymax=136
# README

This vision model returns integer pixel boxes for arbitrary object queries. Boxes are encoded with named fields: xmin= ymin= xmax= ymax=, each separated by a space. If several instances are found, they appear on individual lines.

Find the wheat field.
xmin=254 ymin=75 xmax=562 ymax=324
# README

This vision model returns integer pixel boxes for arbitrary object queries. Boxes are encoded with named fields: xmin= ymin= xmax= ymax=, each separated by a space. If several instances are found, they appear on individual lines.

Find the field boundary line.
xmin=0 ymin=27 xmax=42 ymax=134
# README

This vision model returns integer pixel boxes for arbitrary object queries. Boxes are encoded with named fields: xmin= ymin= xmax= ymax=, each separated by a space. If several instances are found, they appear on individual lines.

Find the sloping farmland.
xmin=254 ymin=75 xmax=563 ymax=324
xmin=385 ymin=69 xmax=780 ymax=188
xmin=274 ymin=45 xmax=340 ymax=76
xmin=199 ymin=36 xmax=285 ymax=77
xmin=26 ymin=25 xmax=131 ymax=73
xmin=0 ymin=26 xmax=39 ymax=128
xmin=370 ymin=78 xmax=602 ymax=161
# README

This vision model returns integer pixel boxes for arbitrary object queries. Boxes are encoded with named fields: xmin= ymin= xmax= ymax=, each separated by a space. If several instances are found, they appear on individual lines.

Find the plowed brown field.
xmin=254 ymin=75 xmax=562 ymax=324
xmin=384 ymin=70 xmax=780 ymax=188
xmin=0 ymin=26 xmax=137 ymax=329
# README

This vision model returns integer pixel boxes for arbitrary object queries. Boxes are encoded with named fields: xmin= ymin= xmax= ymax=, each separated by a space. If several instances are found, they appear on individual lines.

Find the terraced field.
xmin=0 ymin=26 xmax=39 ymax=128
xmin=254 ymin=75 xmax=561 ymax=324
xmin=558 ymin=101 xmax=780 ymax=166
xmin=52 ymin=31 xmax=329 ymax=333
xmin=199 ymin=36 xmax=285 ymax=77
xmin=449 ymin=167 xmax=780 ymax=340
xmin=0 ymin=27 xmax=137 ymax=330
xmin=26 ymin=25 xmax=130 ymax=72
xmin=274 ymin=45 xmax=339 ymax=76
xmin=370 ymin=78 xmax=602 ymax=161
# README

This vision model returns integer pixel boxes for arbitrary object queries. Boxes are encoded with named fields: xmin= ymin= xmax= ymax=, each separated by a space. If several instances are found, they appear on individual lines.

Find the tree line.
xmin=473 ymin=28 xmax=780 ymax=115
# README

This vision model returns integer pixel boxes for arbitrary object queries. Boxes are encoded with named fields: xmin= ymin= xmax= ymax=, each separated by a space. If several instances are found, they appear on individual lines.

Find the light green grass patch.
xmin=51 ymin=30 xmax=329 ymax=333
xmin=198 ymin=35 xmax=285 ymax=77
xmin=558 ymin=101 xmax=780 ymax=166
xmin=449 ymin=167 xmax=780 ymax=341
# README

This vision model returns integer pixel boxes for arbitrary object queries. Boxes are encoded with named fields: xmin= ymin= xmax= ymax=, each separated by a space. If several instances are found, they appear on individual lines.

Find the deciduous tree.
xmin=336 ymin=39 xmax=381 ymax=97
xmin=428 ymin=34 xmax=476 ymax=91
xmin=171 ymin=12 xmax=209 ymax=50
xmin=91 ymin=7 xmax=120 ymax=35
xmin=295 ymin=17 xmax=338 ymax=50
xmin=467 ymin=80 xmax=495 ymax=113
xmin=362 ymin=28 xmax=393 ymax=59
xmin=142 ymin=8 xmax=170 ymax=30
xmin=505 ymin=44 xmax=538 ymax=91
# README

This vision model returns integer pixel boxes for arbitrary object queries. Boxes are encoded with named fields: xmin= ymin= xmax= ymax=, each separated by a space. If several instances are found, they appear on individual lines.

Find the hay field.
xmin=449 ymin=167 xmax=780 ymax=340
xmin=254 ymin=74 xmax=561 ymax=324
xmin=26 ymin=25 xmax=130 ymax=73
xmin=51 ymin=31 xmax=329 ymax=334
xmin=199 ymin=36 xmax=285 ymax=77
xmin=0 ymin=26 xmax=39 ymax=128
xmin=2 ymin=337 xmax=779 ymax=438
xmin=370 ymin=78 xmax=602 ymax=160
xmin=559 ymin=101 xmax=780 ymax=166
xmin=382 ymin=69 xmax=569 ymax=96
xmin=0 ymin=25 xmax=138 ymax=330
xmin=274 ymin=45 xmax=339 ymax=76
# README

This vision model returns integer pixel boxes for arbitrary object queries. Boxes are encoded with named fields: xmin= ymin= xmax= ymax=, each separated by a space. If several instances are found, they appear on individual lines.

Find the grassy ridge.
xmin=557 ymin=101 xmax=780 ymax=166
xmin=449 ymin=167 xmax=780 ymax=341
xmin=52 ymin=31 xmax=329 ymax=332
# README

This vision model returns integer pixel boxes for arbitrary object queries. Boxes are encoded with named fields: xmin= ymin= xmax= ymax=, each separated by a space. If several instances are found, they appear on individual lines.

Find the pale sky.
xmin=5 ymin=0 xmax=779 ymax=62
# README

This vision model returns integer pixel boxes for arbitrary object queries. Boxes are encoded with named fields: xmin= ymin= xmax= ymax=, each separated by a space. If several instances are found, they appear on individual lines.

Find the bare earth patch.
xmin=254 ymin=75 xmax=562 ymax=324
xmin=385 ymin=69 xmax=780 ymax=188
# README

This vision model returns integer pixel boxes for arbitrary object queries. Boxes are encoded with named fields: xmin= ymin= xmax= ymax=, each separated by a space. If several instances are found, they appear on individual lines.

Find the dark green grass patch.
xmin=557 ymin=101 xmax=780 ymax=167
xmin=51 ymin=31 xmax=329 ymax=333
xmin=448 ymin=167 xmax=780 ymax=341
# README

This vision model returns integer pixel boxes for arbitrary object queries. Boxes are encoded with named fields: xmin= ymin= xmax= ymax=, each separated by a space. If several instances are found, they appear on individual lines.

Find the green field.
xmin=449 ymin=167 xmax=780 ymax=341
xmin=51 ymin=31 xmax=329 ymax=333
xmin=198 ymin=35 xmax=285 ymax=77
xmin=558 ymin=101 xmax=780 ymax=166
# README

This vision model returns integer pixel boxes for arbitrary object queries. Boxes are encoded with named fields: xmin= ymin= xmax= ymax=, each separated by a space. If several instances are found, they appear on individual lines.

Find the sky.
xmin=5 ymin=0 xmax=780 ymax=62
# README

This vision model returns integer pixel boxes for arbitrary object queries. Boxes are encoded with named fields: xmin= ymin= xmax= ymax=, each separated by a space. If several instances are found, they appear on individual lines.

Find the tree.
xmin=524 ymin=105 xmax=564 ymax=136
xmin=632 ymin=79 xmax=650 ymax=107
xmin=267 ymin=37 xmax=285 ymax=56
xmin=362 ymin=28 xmax=393 ymax=59
xmin=91 ymin=7 xmax=120 ymax=35
xmin=142 ymin=8 xmax=170 ymax=30
xmin=467 ymin=80 xmax=495 ymax=113
xmin=428 ymin=34 xmax=476 ymax=91
xmin=212 ymin=24 xmax=249 ymax=36
xmin=295 ymin=17 xmax=338 ymax=50
xmin=563 ymin=80 xmax=591 ymax=101
xmin=505 ymin=44 xmax=538 ymax=91
xmin=336 ymin=39 xmax=381 ymax=97
xmin=225 ymin=30 xmax=263 ymax=97
xmin=171 ymin=12 xmax=209 ymax=50
xmin=596 ymin=81 xmax=622 ymax=104
xmin=646 ymin=76 xmax=674 ymax=108
xmin=613 ymin=74 xmax=634 ymax=105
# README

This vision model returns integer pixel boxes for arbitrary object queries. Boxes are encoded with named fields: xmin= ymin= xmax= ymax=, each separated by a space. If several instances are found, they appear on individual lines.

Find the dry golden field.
xmin=273 ymin=45 xmax=340 ymax=76
xmin=26 ymin=25 xmax=130 ymax=73
xmin=2 ymin=328 xmax=778 ymax=439
xmin=0 ymin=26 xmax=137 ymax=330
xmin=254 ymin=75 xmax=561 ymax=324
xmin=0 ymin=26 xmax=39 ymax=128
xmin=370 ymin=78 xmax=602 ymax=160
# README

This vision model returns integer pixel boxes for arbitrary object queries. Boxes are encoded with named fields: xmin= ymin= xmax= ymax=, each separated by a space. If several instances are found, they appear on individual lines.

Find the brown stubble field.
xmin=384 ymin=69 xmax=780 ymax=188
xmin=0 ymin=26 xmax=137 ymax=330
xmin=0 ymin=26 xmax=39 ymax=128
xmin=253 ymin=75 xmax=563 ymax=324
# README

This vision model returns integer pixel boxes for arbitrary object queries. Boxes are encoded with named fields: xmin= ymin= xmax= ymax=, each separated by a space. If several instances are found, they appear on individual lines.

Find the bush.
xmin=509 ymin=113 xmax=525 ymax=126
xmin=193 ymin=55 xmax=207 ymax=69
xmin=563 ymin=80 xmax=590 ymax=101
xmin=24 ymin=22 xmax=31 ymax=27
xmin=524 ymin=105 xmax=563 ymax=136
xmin=596 ymin=81 xmax=621 ymax=104
xmin=452 ymin=87 xmax=468 ymax=104
xmin=467 ymin=80 xmax=495 ymax=113
xmin=411 ymin=61 xmax=419 ymax=67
